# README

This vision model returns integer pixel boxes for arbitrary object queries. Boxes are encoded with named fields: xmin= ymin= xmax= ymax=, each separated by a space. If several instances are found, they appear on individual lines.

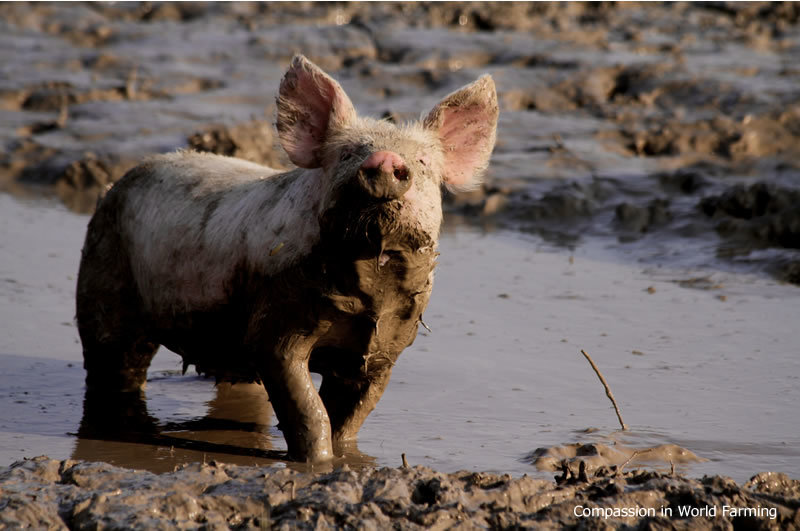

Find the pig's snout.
xmin=356 ymin=151 xmax=411 ymax=200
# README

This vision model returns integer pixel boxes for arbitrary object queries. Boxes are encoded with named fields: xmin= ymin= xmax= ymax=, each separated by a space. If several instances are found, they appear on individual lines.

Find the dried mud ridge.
xmin=1 ymin=2 xmax=799 ymax=283
xmin=2 ymin=456 xmax=799 ymax=529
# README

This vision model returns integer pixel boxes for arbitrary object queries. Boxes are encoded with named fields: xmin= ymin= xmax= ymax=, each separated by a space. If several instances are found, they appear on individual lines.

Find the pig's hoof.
xmin=297 ymin=443 xmax=334 ymax=463
xmin=288 ymin=437 xmax=334 ymax=463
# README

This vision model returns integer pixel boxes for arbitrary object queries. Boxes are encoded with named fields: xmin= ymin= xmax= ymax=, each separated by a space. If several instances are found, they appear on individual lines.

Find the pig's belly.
xmin=153 ymin=306 xmax=259 ymax=382
xmin=151 ymin=301 xmax=422 ymax=385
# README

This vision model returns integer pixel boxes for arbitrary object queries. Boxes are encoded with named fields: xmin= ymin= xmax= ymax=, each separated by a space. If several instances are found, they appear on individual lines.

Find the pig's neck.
xmin=245 ymin=167 xmax=328 ymax=274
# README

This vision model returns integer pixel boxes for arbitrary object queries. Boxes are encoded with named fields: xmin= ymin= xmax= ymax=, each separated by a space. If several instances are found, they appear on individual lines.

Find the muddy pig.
xmin=76 ymin=55 xmax=498 ymax=462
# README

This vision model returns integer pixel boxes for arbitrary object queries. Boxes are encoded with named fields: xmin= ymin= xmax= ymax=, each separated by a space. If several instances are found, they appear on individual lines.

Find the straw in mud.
xmin=580 ymin=349 xmax=628 ymax=431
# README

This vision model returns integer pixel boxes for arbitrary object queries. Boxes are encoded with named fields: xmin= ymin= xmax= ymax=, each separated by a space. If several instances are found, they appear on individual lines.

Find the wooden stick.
xmin=281 ymin=480 xmax=296 ymax=500
xmin=615 ymin=449 xmax=647 ymax=476
xmin=580 ymin=349 xmax=628 ymax=431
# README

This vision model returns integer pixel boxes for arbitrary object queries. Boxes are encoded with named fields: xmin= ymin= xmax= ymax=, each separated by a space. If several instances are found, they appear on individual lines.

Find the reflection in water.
xmin=73 ymin=381 xmax=377 ymax=473
xmin=75 ymin=382 xmax=282 ymax=473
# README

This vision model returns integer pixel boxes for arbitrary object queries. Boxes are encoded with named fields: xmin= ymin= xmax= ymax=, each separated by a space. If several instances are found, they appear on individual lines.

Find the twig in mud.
xmin=670 ymin=460 xmax=675 ymax=476
xmin=580 ymin=349 xmax=628 ymax=431
xmin=615 ymin=449 xmax=648 ymax=477
xmin=401 ymin=453 xmax=410 ymax=469
xmin=281 ymin=480 xmax=296 ymax=500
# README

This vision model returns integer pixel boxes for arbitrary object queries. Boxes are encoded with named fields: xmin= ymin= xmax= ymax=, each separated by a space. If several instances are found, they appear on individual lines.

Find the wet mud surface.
xmin=3 ymin=456 xmax=800 ymax=529
xmin=3 ymin=189 xmax=799 ymax=527
xmin=2 ymin=2 xmax=800 ymax=527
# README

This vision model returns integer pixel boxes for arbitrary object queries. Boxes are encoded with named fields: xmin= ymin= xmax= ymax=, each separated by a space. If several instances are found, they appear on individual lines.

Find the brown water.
xmin=2 ymin=192 xmax=798 ymax=482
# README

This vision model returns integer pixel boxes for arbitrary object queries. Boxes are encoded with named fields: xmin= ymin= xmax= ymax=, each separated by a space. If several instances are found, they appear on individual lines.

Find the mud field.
xmin=1 ymin=2 xmax=800 ymax=528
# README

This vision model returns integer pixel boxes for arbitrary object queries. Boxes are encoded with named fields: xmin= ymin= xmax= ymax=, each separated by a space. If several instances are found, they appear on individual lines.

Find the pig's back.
xmin=110 ymin=151 xmax=322 ymax=315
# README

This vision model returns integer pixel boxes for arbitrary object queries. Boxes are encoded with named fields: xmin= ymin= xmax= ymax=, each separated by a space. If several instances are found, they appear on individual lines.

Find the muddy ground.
xmin=1 ymin=1 xmax=800 ymax=528
xmin=3 ymin=456 xmax=800 ymax=529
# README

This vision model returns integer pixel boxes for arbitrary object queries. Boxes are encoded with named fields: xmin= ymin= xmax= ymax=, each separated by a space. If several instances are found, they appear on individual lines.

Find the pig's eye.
xmin=340 ymin=151 xmax=353 ymax=162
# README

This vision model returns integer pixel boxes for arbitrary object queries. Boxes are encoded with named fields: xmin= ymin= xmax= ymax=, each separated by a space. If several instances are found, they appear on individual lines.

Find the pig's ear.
xmin=424 ymin=75 xmax=498 ymax=191
xmin=277 ymin=55 xmax=357 ymax=169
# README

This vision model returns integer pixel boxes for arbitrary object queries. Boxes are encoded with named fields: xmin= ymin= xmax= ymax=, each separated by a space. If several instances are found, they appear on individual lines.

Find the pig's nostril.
xmin=357 ymin=151 xmax=411 ymax=199
xmin=393 ymin=166 xmax=409 ymax=181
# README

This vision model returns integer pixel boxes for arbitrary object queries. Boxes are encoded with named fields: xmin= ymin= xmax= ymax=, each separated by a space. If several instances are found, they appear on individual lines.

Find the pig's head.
xmin=276 ymin=55 xmax=498 ymax=250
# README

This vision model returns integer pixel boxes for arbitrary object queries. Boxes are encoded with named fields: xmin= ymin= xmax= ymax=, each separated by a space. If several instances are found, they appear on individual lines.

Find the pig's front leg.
xmin=259 ymin=339 xmax=333 ymax=462
xmin=318 ymin=363 xmax=393 ymax=443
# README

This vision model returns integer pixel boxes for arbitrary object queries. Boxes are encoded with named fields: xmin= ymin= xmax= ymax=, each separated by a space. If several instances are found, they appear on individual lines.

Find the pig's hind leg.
xmin=79 ymin=329 xmax=159 ymax=394
xmin=76 ymin=201 xmax=159 ymax=394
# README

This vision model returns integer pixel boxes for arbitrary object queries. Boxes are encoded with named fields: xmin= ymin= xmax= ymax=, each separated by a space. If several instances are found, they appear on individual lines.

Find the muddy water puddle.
xmin=1 ymin=193 xmax=798 ymax=482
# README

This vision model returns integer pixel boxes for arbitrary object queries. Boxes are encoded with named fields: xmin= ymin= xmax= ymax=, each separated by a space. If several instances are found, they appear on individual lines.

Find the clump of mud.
xmin=528 ymin=441 xmax=705 ymax=478
xmin=699 ymin=181 xmax=800 ymax=284
xmin=701 ymin=182 xmax=800 ymax=249
xmin=187 ymin=120 xmax=289 ymax=170
xmin=1 ymin=456 xmax=797 ymax=528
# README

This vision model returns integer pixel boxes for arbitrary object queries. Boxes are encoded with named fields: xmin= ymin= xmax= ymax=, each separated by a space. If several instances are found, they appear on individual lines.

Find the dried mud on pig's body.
xmin=75 ymin=55 xmax=499 ymax=462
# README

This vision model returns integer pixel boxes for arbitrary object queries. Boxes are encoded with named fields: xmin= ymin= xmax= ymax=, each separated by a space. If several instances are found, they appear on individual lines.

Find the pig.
xmin=76 ymin=55 xmax=498 ymax=462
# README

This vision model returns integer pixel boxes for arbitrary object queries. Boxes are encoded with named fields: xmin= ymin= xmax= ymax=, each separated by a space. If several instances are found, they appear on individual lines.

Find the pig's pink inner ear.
xmin=277 ymin=55 xmax=357 ymax=169
xmin=424 ymin=75 xmax=498 ymax=191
